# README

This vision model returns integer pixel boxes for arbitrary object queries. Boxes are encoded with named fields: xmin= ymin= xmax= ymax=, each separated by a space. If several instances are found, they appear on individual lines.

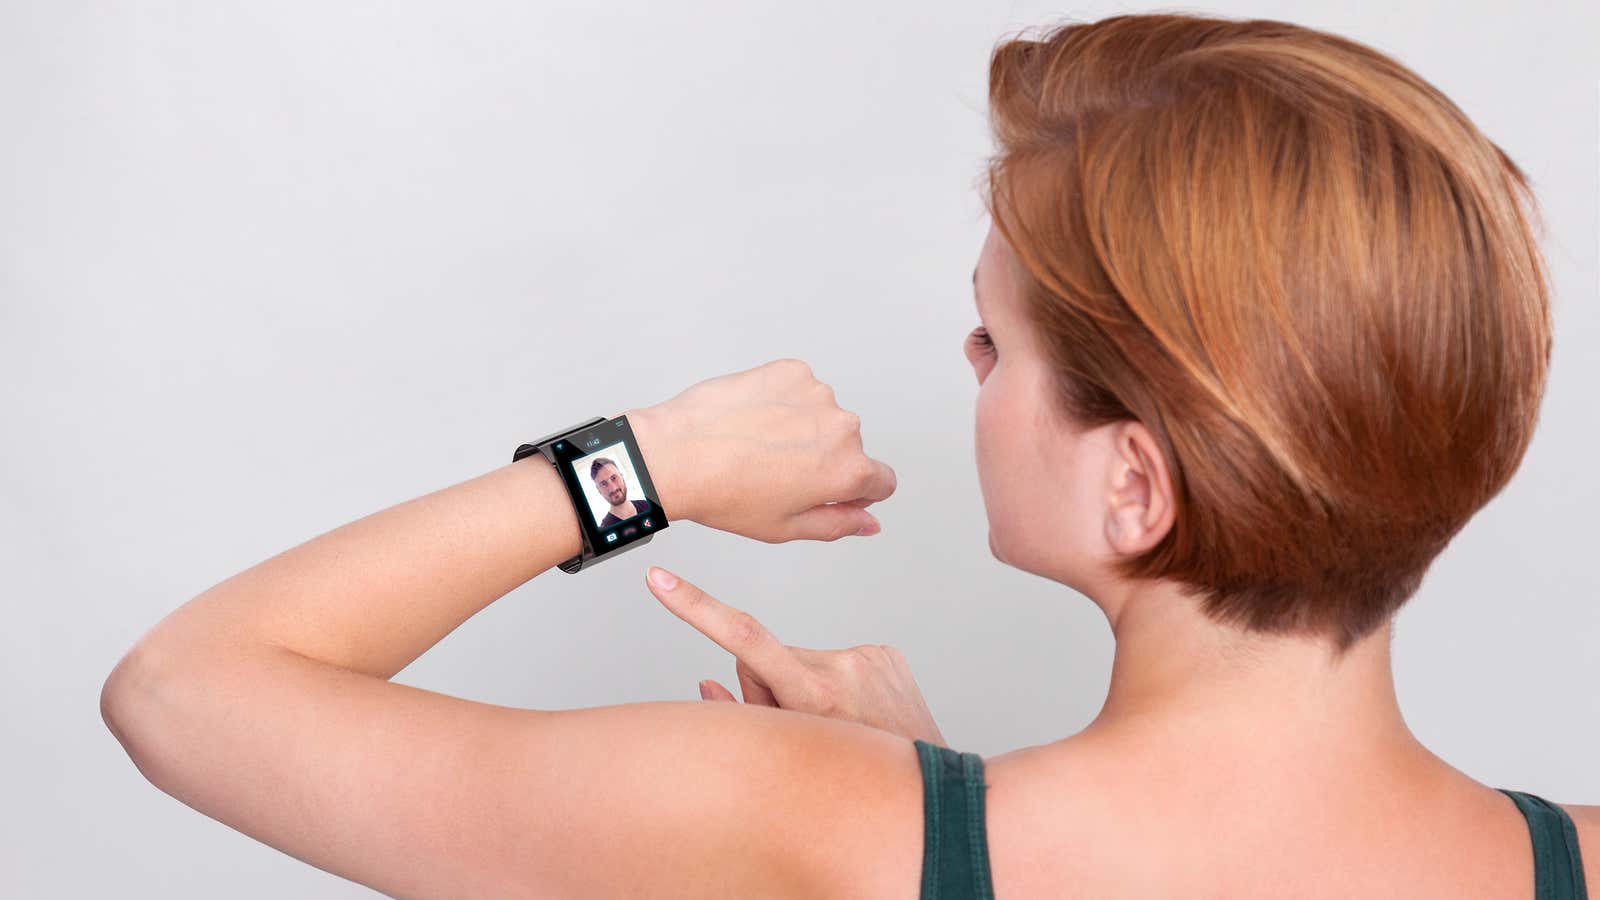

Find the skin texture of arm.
xmin=99 ymin=405 xmax=924 ymax=899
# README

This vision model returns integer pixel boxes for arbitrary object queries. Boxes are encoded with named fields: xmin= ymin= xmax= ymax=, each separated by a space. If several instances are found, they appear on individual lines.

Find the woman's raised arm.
xmin=98 ymin=359 xmax=918 ymax=898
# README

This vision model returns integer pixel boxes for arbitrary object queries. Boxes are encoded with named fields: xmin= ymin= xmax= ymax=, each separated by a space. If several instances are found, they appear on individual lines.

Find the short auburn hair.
xmin=982 ymin=13 xmax=1552 ymax=654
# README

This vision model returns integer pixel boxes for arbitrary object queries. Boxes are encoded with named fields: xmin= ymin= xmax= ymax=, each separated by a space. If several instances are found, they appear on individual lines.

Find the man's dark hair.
xmin=589 ymin=457 xmax=620 ymax=481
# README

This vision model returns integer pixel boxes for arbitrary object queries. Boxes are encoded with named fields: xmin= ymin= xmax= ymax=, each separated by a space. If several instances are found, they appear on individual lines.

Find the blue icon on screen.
xmin=605 ymin=532 xmax=617 ymax=543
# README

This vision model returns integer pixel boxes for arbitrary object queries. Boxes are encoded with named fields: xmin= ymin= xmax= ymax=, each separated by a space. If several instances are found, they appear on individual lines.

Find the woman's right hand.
xmin=645 ymin=566 xmax=947 ymax=746
xmin=622 ymin=358 xmax=896 ymax=545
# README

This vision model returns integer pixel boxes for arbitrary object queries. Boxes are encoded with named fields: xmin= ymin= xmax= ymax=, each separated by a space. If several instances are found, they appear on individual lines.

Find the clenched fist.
xmin=623 ymin=358 xmax=896 ymax=544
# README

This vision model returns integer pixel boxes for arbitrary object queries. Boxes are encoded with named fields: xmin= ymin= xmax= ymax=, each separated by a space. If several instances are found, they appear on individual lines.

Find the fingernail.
xmin=648 ymin=566 xmax=679 ymax=590
xmin=698 ymin=680 xmax=712 ymax=700
xmin=855 ymin=520 xmax=881 ymax=536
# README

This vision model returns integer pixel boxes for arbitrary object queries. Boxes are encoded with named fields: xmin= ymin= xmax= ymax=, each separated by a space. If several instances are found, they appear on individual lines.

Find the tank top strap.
xmin=914 ymin=740 xmax=996 ymax=900
xmin=1498 ymin=788 xmax=1589 ymax=900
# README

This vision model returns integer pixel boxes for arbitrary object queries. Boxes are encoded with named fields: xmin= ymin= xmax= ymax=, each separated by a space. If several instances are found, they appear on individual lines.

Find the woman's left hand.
xmin=646 ymin=567 xmax=947 ymax=744
xmin=624 ymin=358 xmax=895 ymax=544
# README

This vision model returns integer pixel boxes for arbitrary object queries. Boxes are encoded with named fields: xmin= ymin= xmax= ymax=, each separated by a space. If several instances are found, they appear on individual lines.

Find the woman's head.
xmin=967 ymin=13 xmax=1551 ymax=656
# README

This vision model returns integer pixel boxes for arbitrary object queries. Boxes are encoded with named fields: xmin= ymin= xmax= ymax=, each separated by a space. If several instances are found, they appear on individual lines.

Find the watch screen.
xmin=546 ymin=415 xmax=668 ymax=554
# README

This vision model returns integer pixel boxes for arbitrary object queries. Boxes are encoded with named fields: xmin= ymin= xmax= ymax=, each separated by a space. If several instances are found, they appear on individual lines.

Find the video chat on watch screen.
xmin=569 ymin=442 xmax=657 ymax=531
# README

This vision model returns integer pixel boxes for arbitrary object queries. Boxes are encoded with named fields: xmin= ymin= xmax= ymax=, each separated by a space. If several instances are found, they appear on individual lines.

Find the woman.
xmin=101 ymin=12 xmax=1591 ymax=899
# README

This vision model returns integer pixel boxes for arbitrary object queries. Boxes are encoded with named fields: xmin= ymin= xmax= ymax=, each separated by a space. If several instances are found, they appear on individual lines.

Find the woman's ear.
xmin=1103 ymin=420 xmax=1177 ymax=556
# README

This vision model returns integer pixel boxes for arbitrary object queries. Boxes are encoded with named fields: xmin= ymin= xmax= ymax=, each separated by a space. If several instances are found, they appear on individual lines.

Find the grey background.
xmin=4 ymin=1 xmax=1595 ymax=896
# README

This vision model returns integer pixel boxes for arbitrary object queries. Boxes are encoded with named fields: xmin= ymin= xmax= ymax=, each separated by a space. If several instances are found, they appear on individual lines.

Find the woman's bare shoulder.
xmin=981 ymin=736 xmax=1556 ymax=898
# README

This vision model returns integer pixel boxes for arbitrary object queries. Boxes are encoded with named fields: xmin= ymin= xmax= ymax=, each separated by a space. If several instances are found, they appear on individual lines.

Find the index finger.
xmin=645 ymin=567 xmax=807 ymax=685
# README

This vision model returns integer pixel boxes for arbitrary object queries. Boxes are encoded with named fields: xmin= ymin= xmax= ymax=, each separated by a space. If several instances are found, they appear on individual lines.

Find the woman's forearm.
xmin=117 ymin=406 xmax=683 ymax=682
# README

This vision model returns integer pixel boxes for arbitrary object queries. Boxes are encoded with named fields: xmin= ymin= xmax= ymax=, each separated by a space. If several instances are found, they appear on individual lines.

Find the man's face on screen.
xmin=594 ymin=463 xmax=627 ymax=504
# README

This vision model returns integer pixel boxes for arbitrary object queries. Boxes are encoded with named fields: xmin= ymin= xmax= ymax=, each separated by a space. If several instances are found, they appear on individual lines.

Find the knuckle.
xmin=727 ymin=610 xmax=766 ymax=648
xmin=843 ymin=458 xmax=875 ymax=491
xmin=808 ymin=679 xmax=843 ymax=716
xmin=824 ymin=519 xmax=856 ymax=542
xmin=776 ymin=357 xmax=813 ymax=379
xmin=679 ymin=584 xmax=708 ymax=610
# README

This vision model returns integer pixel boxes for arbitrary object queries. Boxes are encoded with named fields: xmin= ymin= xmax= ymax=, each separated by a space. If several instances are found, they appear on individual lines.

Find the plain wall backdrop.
xmin=4 ymin=1 xmax=1595 ymax=895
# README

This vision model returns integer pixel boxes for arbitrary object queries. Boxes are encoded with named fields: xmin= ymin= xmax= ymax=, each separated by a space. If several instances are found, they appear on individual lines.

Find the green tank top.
xmin=1499 ymin=789 xmax=1590 ymax=900
xmin=914 ymin=740 xmax=1588 ymax=899
xmin=915 ymin=740 xmax=995 ymax=900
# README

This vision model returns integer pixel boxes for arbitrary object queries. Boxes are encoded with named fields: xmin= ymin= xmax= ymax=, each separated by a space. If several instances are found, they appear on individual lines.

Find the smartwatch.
xmin=513 ymin=414 xmax=669 ymax=573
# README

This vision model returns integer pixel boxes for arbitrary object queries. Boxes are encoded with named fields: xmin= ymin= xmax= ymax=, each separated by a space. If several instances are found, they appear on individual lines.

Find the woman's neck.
xmin=1078 ymin=579 xmax=1433 ymax=773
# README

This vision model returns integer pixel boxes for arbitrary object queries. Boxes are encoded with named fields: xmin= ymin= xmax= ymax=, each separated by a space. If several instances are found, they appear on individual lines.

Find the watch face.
xmin=545 ymin=415 xmax=668 ymax=555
